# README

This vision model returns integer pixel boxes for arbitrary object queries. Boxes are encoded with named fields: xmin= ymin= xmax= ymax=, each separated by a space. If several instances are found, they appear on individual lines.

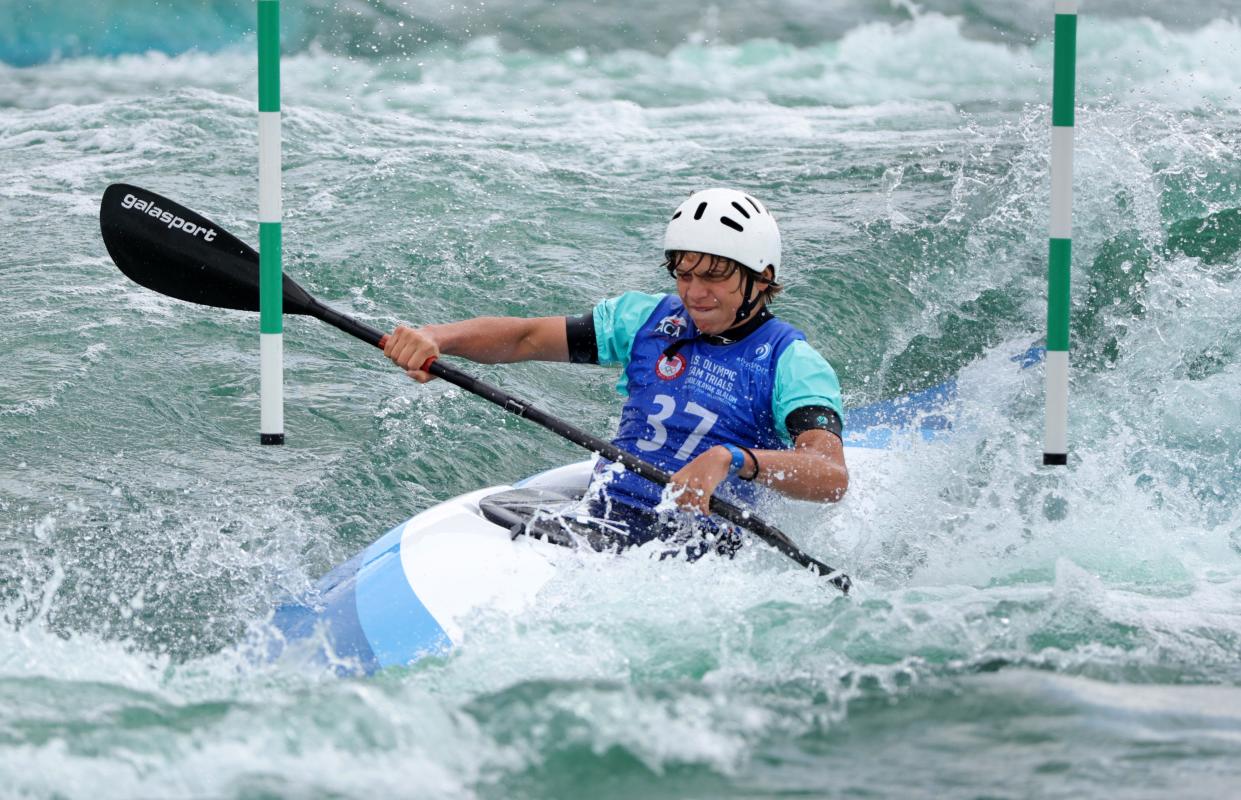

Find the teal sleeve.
xmin=773 ymin=340 xmax=844 ymax=445
xmin=592 ymin=291 xmax=666 ymax=368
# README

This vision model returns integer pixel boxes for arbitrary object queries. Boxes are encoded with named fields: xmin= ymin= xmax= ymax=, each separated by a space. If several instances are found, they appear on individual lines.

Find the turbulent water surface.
xmin=2 ymin=1 xmax=1240 ymax=797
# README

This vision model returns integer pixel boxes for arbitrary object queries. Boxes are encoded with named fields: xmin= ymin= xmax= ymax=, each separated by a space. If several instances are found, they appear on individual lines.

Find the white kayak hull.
xmin=269 ymin=461 xmax=593 ymax=673
xmin=268 ymin=448 xmax=894 ymax=674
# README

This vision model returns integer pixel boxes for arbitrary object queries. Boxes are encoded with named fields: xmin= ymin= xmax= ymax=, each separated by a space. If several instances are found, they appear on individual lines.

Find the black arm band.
xmin=565 ymin=312 xmax=598 ymax=365
xmin=785 ymin=405 xmax=843 ymax=440
xmin=735 ymin=444 xmax=759 ymax=481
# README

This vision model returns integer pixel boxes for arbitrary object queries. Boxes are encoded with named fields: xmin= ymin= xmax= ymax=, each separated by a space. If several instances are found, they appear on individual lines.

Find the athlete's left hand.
xmin=667 ymin=446 xmax=734 ymax=515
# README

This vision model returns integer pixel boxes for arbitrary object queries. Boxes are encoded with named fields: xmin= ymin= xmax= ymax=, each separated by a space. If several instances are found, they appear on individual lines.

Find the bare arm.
xmin=384 ymin=316 xmax=569 ymax=381
xmin=669 ymin=428 xmax=848 ymax=513
xmin=743 ymin=428 xmax=848 ymax=502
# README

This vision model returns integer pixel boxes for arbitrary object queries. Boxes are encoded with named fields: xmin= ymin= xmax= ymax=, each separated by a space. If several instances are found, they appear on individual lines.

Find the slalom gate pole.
xmin=258 ymin=0 xmax=284 ymax=445
xmin=1043 ymin=0 xmax=1077 ymax=466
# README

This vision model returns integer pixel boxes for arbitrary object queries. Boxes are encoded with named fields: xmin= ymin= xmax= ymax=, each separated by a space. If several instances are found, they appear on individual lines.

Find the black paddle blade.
xmin=99 ymin=183 xmax=318 ymax=315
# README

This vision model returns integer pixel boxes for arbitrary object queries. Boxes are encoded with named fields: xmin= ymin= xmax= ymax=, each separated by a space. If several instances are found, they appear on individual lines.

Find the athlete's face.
xmin=671 ymin=251 xmax=765 ymax=335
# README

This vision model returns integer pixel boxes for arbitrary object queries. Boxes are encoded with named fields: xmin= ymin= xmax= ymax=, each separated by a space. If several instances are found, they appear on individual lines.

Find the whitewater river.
xmin=2 ymin=1 xmax=1240 ymax=797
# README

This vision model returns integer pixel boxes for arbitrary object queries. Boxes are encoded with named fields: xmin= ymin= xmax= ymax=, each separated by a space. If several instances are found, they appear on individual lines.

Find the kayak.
xmin=266 ymin=376 xmax=960 ymax=676
xmin=93 ymin=182 xmax=1042 ymax=675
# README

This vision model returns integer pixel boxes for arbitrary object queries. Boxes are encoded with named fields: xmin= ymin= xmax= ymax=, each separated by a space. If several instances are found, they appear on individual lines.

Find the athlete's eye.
xmin=674 ymin=267 xmax=734 ymax=283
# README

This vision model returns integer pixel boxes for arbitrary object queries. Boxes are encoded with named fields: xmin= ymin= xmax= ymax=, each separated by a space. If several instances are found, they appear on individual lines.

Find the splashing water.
xmin=2 ymin=4 xmax=1240 ymax=797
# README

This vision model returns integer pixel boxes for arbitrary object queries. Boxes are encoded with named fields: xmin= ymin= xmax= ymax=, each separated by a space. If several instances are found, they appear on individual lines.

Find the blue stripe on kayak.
xmin=271 ymin=519 xmax=449 ymax=675
xmin=844 ymin=378 xmax=956 ymax=448
xmin=842 ymin=346 xmax=1045 ymax=448
xmin=271 ymin=546 xmax=381 ymax=674
xmin=354 ymin=522 xmax=452 ymax=669
xmin=270 ymin=572 xmax=379 ymax=673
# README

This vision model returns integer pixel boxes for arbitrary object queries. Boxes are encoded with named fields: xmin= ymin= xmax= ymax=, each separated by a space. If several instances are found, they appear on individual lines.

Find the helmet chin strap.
xmin=732 ymin=269 xmax=763 ymax=326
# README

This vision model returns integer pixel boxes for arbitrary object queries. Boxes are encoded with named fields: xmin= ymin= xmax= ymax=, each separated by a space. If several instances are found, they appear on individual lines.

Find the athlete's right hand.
xmin=384 ymin=325 xmax=441 ymax=383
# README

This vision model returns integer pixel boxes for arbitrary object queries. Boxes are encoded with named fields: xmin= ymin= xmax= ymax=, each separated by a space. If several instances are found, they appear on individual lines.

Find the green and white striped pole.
xmin=258 ymin=0 xmax=284 ymax=445
xmin=1044 ymin=0 xmax=1076 ymax=466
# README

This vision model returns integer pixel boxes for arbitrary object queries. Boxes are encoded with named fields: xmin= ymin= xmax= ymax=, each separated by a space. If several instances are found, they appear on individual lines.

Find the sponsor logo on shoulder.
xmin=656 ymin=352 xmax=687 ymax=380
xmin=121 ymin=193 xmax=218 ymax=242
xmin=654 ymin=314 xmax=687 ymax=338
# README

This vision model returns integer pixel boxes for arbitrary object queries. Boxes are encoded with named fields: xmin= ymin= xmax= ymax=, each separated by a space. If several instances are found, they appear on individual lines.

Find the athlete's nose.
xmin=681 ymin=274 xmax=714 ymax=302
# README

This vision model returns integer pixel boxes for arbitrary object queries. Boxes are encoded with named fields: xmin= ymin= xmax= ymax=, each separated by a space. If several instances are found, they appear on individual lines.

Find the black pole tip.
xmin=260 ymin=433 xmax=285 ymax=445
xmin=1043 ymin=452 xmax=1067 ymax=466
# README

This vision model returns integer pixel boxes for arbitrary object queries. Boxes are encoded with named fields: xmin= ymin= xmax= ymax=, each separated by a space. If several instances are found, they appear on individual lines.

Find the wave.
xmin=6 ymin=15 xmax=1241 ymax=118
xmin=3 ymin=0 xmax=1239 ymax=66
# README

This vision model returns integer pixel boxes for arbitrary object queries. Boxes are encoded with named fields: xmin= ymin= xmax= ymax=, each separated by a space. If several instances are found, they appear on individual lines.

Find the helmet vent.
xmin=745 ymin=196 xmax=762 ymax=215
xmin=693 ymin=202 xmax=708 ymax=220
xmin=671 ymin=210 xmax=682 ymax=220
xmin=731 ymin=201 xmax=751 ymax=219
xmin=719 ymin=216 xmax=744 ymax=232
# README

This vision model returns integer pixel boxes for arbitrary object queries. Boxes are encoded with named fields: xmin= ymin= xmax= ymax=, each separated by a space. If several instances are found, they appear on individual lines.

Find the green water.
xmin=2 ymin=3 xmax=1241 ymax=797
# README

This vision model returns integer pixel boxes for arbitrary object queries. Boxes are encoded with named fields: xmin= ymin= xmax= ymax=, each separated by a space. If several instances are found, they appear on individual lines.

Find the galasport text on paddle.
xmin=99 ymin=183 xmax=851 ymax=594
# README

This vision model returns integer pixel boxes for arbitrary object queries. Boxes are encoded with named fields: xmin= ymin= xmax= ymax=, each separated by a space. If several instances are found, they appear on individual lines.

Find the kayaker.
xmin=383 ymin=188 xmax=847 ymax=555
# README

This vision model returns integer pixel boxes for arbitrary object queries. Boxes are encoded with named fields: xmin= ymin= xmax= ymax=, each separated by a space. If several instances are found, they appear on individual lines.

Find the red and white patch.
xmin=655 ymin=353 xmax=687 ymax=380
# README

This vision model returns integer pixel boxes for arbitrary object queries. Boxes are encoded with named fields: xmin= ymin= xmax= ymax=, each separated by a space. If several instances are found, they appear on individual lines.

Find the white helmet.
xmin=663 ymin=188 xmax=781 ymax=281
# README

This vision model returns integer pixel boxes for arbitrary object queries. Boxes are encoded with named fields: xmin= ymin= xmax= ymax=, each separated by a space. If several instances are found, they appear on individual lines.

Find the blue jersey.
xmin=591 ymin=292 xmax=843 ymax=511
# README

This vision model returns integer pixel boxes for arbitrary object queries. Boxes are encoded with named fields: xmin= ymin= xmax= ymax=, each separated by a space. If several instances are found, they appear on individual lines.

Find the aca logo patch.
xmin=655 ymin=315 xmax=687 ymax=338
xmin=656 ymin=353 xmax=687 ymax=380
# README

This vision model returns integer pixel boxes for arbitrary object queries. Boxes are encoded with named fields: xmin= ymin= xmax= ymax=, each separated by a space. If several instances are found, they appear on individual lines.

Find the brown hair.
xmin=662 ymin=250 xmax=783 ymax=304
